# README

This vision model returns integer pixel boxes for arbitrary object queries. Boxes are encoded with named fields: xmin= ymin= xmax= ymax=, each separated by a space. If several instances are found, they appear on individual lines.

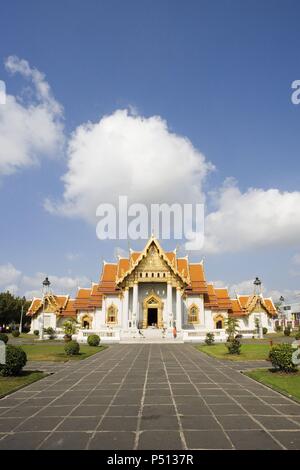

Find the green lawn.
xmin=0 ymin=371 xmax=46 ymax=398
xmin=196 ymin=343 xmax=271 ymax=361
xmin=245 ymin=369 xmax=300 ymax=401
xmin=20 ymin=343 xmax=107 ymax=362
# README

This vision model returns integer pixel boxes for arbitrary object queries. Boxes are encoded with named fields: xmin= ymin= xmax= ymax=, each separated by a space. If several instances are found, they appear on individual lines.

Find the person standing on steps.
xmin=173 ymin=325 xmax=177 ymax=339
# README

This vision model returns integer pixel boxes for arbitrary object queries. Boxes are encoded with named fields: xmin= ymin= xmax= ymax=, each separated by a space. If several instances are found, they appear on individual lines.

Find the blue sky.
xmin=0 ymin=0 xmax=300 ymax=300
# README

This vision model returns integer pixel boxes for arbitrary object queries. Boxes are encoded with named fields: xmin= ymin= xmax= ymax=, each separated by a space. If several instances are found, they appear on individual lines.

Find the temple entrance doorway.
xmin=147 ymin=308 xmax=158 ymax=327
xmin=142 ymin=291 xmax=164 ymax=328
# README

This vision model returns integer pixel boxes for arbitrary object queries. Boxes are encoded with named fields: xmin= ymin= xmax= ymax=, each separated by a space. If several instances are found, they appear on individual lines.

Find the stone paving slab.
xmin=0 ymin=344 xmax=299 ymax=450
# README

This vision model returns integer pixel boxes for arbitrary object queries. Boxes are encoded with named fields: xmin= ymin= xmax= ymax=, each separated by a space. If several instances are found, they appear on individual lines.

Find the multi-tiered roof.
xmin=27 ymin=237 xmax=277 ymax=318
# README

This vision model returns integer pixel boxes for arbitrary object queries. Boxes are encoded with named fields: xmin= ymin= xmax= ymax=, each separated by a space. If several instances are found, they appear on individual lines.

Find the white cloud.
xmin=0 ymin=263 xmax=21 ymax=290
xmin=65 ymin=252 xmax=82 ymax=262
xmin=45 ymin=109 xmax=214 ymax=222
xmin=201 ymin=179 xmax=300 ymax=254
xmin=114 ymin=246 xmax=129 ymax=259
xmin=22 ymin=272 xmax=90 ymax=298
xmin=292 ymin=253 xmax=300 ymax=265
xmin=267 ymin=289 xmax=300 ymax=303
xmin=0 ymin=263 xmax=89 ymax=299
xmin=0 ymin=56 xmax=64 ymax=175
xmin=228 ymin=279 xmax=258 ymax=297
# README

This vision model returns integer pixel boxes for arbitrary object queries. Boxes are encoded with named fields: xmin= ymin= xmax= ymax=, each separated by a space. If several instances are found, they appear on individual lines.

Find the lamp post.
xmin=19 ymin=300 xmax=25 ymax=334
xmin=279 ymin=295 xmax=285 ymax=327
xmin=254 ymin=277 xmax=263 ymax=339
xmin=40 ymin=277 xmax=51 ymax=340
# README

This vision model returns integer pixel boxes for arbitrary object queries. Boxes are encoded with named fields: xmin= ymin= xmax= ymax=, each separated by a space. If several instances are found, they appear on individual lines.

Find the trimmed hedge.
xmin=263 ymin=327 xmax=268 ymax=335
xmin=87 ymin=334 xmax=100 ymax=347
xmin=284 ymin=328 xmax=291 ymax=337
xmin=11 ymin=330 xmax=20 ymax=338
xmin=33 ymin=330 xmax=39 ymax=336
xmin=0 ymin=345 xmax=27 ymax=376
xmin=269 ymin=343 xmax=297 ymax=372
xmin=64 ymin=340 xmax=80 ymax=356
xmin=0 ymin=333 xmax=9 ymax=344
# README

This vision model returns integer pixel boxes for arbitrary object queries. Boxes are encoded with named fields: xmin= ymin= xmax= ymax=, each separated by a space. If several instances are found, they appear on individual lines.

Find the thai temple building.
xmin=27 ymin=236 xmax=278 ymax=342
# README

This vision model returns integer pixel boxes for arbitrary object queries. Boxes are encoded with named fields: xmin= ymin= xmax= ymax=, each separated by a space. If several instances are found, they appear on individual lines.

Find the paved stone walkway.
xmin=0 ymin=344 xmax=300 ymax=450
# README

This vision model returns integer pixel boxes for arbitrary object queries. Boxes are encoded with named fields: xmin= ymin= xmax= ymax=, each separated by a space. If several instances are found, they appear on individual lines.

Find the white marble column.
xmin=123 ymin=288 xmax=129 ymax=330
xmin=102 ymin=295 xmax=106 ymax=326
xmin=132 ymin=282 xmax=138 ymax=328
xmin=167 ymin=282 xmax=172 ymax=328
xmin=176 ymin=287 xmax=182 ymax=331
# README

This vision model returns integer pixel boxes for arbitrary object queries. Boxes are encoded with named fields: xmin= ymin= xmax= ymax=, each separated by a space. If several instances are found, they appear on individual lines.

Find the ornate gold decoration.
xmin=116 ymin=236 xmax=190 ymax=288
xmin=245 ymin=295 xmax=269 ymax=315
xmin=188 ymin=303 xmax=200 ymax=324
xmin=213 ymin=313 xmax=224 ymax=329
xmin=142 ymin=291 xmax=164 ymax=329
xmin=81 ymin=314 xmax=93 ymax=329
xmin=106 ymin=303 xmax=118 ymax=324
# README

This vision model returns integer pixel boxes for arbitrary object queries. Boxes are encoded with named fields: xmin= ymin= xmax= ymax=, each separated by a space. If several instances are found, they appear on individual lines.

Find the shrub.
xmin=275 ymin=325 xmax=282 ymax=332
xmin=44 ymin=327 xmax=56 ymax=340
xmin=87 ymin=334 xmax=100 ymax=347
xmin=11 ymin=330 xmax=20 ymax=338
xmin=0 ymin=345 xmax=27 ymax=376
xmin=204 ymin=332 xmax=214 ymax=346
xmin=295 ymin=331 xmax=300 ymax=340
xmin=226 ymin=338 xmax=241 ymax=355
xmin=0 ymin=333 xmax=9 ymax=344
xmin=284 ymin=328 xmax=291 ymax=337
xmin=64 ymin=340 xmax=80 ymax=356
xmin=269 ymin=343 xmax=297 ymax=372
xmin=33 ymin=330 xmax=39 ymax=336
xmin=263 ymin=327 xmax=268 ymax=335
xmin=63 ymin=320 xmax=77 ymax=336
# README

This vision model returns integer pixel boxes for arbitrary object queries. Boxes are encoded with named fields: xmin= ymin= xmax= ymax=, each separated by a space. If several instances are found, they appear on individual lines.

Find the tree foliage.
xmin=225 ymin=316 xmax=239 ymax=341
xmin=0 ymin=291 xmax=30 ymax=327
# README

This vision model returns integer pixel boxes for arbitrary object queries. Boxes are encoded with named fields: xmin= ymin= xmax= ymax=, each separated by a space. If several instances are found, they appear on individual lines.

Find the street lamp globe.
xmin=43 ymin=277 xmax=51 ymax=290
xmin=40 ymin=277 xmax=51 ymax=340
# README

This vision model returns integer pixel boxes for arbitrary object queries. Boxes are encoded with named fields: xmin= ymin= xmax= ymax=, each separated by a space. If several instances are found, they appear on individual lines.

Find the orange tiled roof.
xmin=60 ymin=299 xmax=76 ymax=317
xmin=26 ymin=294 xmax=69 ymax=317
xmin=203 ymin=283 xmax=219 ymax=310
xmin=237 ymin=295 xmax=249 ymax=309
xmin=165 ymin=252 xmax=176 ymax=265
xmin=73 ymin=288 xmax=94 ymax=310
xmin=27 ymin=298 xmax=42 ymax=316
xmin=229 ymin=298 xmax=245 ymax=316
xmin=117 ymin=258 xmax=130 ymax=278
xmin=26 ymin=238 xmax=277 ymax=319
xmin=186 ymin=263 xmax=208 ymax=294
xmin=228 ymin=294 xmax=277 ymax=317
xmin=264 ymin=298 xmax=277 ymax=315
xmin=97 ymin=263 xmax=119 ymax=293
xmin=214 ymin=288 xmax=232 ymax=310
xmin=177 ymin=258 xmax=189 ymax=278
xmin=130 ymin=252 xmax=140 ymax=263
